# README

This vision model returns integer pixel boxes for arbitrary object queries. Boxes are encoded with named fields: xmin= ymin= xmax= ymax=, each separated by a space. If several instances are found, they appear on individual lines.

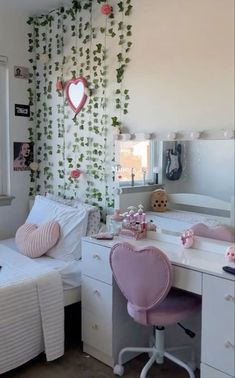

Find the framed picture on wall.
xmin=14 ymin=65 xmax=29 ymax=79
xmin=13 ymin=142 xmax=34 ymax=171
xmin=15 ymin=104 xmax=30 ymax=117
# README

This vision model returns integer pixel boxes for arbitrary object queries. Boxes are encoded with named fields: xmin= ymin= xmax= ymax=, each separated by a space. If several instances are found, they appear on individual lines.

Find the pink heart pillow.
xmin=15 ymin=221 xmax=60 ymax=258
xmin=191 ymin=223 xmax=235 ymax=242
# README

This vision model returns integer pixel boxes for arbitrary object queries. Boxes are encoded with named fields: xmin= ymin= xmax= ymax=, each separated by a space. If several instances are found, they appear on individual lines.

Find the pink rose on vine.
xmin=101 ymin=3 xmax=112 ymax=15
xmin=70 ymin=168 xmax=81 ymax=179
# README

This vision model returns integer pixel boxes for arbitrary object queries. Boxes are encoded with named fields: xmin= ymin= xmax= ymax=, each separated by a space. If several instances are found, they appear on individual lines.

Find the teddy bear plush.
xmin=150 ymin=189 xmax=167 ymax=212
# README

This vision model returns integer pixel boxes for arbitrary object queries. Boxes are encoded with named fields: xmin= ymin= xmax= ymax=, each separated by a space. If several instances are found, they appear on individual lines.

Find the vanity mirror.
xmin=147 ymin=138 xmax=235 ymax=235
xmin=159 ymin=139 xmax=234 ymax=203
xmin=115 ymin=135 xmax=235 ymax=238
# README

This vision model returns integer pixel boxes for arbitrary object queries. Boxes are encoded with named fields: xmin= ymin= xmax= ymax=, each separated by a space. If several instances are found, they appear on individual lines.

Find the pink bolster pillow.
xmin=15 ymin=221 xmax=60 ymax=258
xmin=191 ymin=223 xmax=235 ymax=242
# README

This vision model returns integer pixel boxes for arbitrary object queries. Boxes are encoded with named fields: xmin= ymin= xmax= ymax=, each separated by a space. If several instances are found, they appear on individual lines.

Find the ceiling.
xmin=0 ymin=0 xmax=72 ymax=15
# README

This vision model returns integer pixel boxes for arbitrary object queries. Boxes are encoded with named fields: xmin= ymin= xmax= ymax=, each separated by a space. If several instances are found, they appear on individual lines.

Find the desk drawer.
xmin=202 ymin=274 xmax=235 ymax=377
xmin=82 ymin=309 xmax=112 ymax=357
xmin=82 ymin=275 xmax=112 ymax=322
xmin=173 ymin=266 xmax=202 ymax=295
xmin=82 ymin=241 xmax=112 ymax=284
xmin=201 ymin=363 xmax=231 ymax=378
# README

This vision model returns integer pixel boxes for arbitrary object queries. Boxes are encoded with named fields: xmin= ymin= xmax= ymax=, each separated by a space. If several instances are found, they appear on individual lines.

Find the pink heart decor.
xmin=64 ymin=76 xmax=88 ymax=114
xmin=15 ymin=221 xmax=60 ymax=258
xmin=191 ymin=223 xmax=235 ymax=242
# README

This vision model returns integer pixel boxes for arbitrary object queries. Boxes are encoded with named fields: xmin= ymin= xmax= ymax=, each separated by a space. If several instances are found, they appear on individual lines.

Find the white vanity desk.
xmin=81 ymin=232 xmax=235 ymax=378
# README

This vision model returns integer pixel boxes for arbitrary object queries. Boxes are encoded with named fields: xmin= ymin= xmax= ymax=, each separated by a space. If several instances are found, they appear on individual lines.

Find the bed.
xmin=146 ymin=193 xmax=235 ymax=235
xmin=0 ymin=195 xmax=101 ymax=374
xmin=1 ymin=238 xmax=82 ymax=306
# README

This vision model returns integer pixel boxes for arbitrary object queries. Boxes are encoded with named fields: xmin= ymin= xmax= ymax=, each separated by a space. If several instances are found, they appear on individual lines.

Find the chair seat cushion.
xmin=128 ymin=288 xmax=201 ymax=326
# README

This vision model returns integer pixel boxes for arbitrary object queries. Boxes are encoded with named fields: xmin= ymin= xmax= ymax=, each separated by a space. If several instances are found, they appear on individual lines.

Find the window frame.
xmin=0 ymin=56 xmax=12 ymax=205
xmin=115 ymin=139 xmax=156 ymax=187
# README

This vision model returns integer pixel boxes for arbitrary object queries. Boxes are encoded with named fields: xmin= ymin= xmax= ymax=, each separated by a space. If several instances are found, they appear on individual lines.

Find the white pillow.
xmin=46 ymin=193 xmax=100 ymax=236
xmin=26 ymin=195 xmax=88 ymax=261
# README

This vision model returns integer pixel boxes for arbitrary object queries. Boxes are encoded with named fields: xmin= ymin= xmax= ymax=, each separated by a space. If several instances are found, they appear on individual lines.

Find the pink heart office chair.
xmin=110 ymin=242 xmax=201 ymax=378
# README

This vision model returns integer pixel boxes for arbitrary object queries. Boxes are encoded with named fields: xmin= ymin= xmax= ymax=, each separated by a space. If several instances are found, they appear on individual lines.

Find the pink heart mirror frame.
xmin=64 ymin=76 xmax=88 ymax=114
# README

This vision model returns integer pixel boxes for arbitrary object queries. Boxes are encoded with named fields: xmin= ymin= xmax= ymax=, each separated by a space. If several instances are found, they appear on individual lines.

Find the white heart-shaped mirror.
xmin=65 ymin=76 xmax=88 ymax=113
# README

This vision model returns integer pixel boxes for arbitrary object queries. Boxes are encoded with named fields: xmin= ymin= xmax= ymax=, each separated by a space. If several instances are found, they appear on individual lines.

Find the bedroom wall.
xmin=0 ymin=7 xmax=30 ymax=239
xmin=125 ymin=0 xmax=234 ymax=134
xmin=28 ymin=0 xmax=234 ymax=214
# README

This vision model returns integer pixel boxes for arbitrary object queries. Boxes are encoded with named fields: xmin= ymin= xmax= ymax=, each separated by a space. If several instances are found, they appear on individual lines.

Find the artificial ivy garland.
xmin=27 ymin=0 xmax=132 ymax=212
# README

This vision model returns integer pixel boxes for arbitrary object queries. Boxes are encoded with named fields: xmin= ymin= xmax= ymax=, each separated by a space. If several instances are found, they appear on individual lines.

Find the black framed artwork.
xmin=15 ymin=104 xmax=30 ymax=117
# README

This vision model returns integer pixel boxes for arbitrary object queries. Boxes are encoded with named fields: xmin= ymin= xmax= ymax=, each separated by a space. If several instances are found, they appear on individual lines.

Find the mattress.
xmin=0 ymin=238 xmax=82 ymax=290
xmin=146 ymin=209 xmax=231 ymax=233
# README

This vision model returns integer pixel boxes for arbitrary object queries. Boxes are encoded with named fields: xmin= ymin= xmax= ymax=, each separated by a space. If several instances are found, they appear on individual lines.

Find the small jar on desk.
xmin=109 ymin=209 xmax=124 ymax=236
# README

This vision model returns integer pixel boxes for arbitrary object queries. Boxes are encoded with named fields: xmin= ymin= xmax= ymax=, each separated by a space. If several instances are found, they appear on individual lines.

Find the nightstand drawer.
xmin=82 ymin=275 xmax=112 ymax=321
xmin=173 ymin=266 xmax=202 ymax=295
xmin=82 ymin=241 xmax=112 ymax=284
xmin=82 ymin=309 xmax=112 ymax=356
xmin=202 ymin=274 xmax=235 ymax=377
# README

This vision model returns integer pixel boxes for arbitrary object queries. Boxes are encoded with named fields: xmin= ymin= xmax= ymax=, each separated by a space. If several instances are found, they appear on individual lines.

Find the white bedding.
xmin=146 ymin=209 xmax=231 ymax=233
xmin=1 ymin=238 xmax=82 ymax=290
xmin=0 ymin=241 xmax=64 ymax=374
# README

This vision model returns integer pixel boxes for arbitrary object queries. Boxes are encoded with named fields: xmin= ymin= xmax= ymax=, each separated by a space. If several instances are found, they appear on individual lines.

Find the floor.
xmin=2 ymin=304 xmax=200 ymax=378
xmin=2 ymin=343 xmax=200 ymax=378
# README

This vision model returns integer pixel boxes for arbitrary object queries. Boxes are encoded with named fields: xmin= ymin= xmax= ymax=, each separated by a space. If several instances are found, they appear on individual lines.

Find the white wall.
xmin=0 ymin=7 xmax=30 ymax=239
xmin=125 ymin=0 xmax=234 ymax=133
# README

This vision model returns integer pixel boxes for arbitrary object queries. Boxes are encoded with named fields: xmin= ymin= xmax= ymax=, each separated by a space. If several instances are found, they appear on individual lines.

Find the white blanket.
xmin=0 ymin=243 xmax=64 ymax=374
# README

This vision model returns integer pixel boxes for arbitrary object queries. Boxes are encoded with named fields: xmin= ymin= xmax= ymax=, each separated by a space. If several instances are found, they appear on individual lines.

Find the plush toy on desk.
xmin=180 ymin=229 xmax=194 ymax=249
xmin=225 ymin=245 xmax=235 ymax=263
xmin=151 ymin=188 xmax=167 ymax=212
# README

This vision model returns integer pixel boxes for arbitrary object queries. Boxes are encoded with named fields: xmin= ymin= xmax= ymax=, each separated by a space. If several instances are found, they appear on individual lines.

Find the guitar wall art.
xmin=165 ymin=142 xmax=182 ymax=181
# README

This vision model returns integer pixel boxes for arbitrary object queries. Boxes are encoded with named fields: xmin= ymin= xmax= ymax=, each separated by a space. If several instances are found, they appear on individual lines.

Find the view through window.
xmin=0 ymin=57 xmax=8 ymax=195
xmin=117 ymin=140 xmax=152 ymax=183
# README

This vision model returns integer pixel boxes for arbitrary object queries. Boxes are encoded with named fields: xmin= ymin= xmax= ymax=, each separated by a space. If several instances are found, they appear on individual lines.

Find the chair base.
xmin=113 ymin=327 xmax=196 ymax=378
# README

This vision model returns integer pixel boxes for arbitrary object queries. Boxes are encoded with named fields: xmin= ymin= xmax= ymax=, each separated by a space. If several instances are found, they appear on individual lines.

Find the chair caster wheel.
xmin=114 ymin=364 xmax=124 ymax=376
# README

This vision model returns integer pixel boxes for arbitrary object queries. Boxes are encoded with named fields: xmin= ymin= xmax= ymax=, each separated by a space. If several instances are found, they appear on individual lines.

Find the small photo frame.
xmin=13 ymin=142 xmax=34 ymax=171
xmin=14 ymin=65 xmax=29 ymax=79
xmin=15 ymin=104 xmax=30 ymax=117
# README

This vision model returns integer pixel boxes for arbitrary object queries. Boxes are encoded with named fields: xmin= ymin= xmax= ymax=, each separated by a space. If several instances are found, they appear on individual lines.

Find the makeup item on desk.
xmin=109 ymin=209 xmax=124 ymax=236
xmin=147 ymin=220 xmax=157 ymax=231
xmin=134 ymin=204 xmax=146 ymax=224
xmin=92 ymin=232 xmax=113 ymax=240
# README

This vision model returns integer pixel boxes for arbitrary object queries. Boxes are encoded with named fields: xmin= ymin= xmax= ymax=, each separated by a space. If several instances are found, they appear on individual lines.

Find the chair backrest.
xmin=110 ymin=242 xmax=173 ymax=311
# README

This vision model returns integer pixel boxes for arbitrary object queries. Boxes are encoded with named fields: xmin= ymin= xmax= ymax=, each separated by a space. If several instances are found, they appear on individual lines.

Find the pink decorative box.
xmin=119 ymin=228 xmax=147 ymax=240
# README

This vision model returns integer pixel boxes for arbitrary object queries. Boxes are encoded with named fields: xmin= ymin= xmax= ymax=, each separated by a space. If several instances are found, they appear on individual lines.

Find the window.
xmin=115 ymin=139 xmax=155 ymax=185
xmin=0 ymin=56 xmax=10 ymax=202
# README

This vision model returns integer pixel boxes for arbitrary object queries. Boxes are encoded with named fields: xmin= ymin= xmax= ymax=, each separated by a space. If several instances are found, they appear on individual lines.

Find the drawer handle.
xmin=93 ymin=254 xmax=101 ymax=260
xmin=224 ymin=294 xmax=235 ymax=302
xmin=225 ymin=341 xmax=235 ymax=349
xmin=93 ymin=290 xmax=100 ymax=296
xmin=91 ymin=324 xmax=98 ymax=330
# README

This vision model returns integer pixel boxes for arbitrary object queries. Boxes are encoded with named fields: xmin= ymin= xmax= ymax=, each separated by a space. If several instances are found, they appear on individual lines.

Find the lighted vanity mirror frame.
xmin=64 ymin=76 xmax=88 ymax=114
